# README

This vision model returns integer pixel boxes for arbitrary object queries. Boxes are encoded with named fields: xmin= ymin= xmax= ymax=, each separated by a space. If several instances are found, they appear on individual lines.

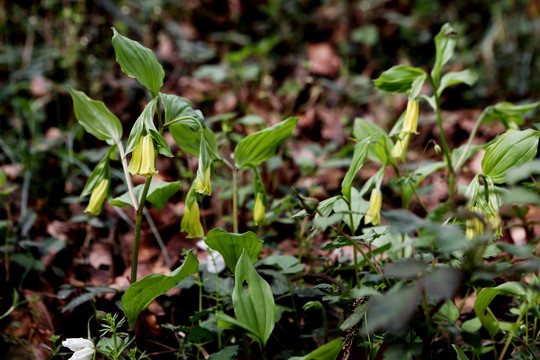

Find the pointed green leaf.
xmin=170 ymin=125 xmax=219 ymax=159
xmin=109 ymin=181 xmax=181 ymax=210
xmin=161 ymin=93 xmax=205 ymax=128
xmin=341 ymin=137 xmax=369 ymax=201
xmin=204 ymin=229 xmax=262 ymax=273
xmin=234 ymin=117 xmax=298 ymax=169
xmin=122 ymin=250 xmax=198 ymax=328
xmin=481 ymin=129 xmax=540 ymax=183
xmin=111 ymin=28 xmax=164 ymax=97
xmin=289 ymin=338 xmax=343 ymax=360
xmin=69 ymin=88 xmax=122 ymax=142
xmin=373 ymin=65 xmax=426 ymax=94
xmin=232 ymin=251 xmax=275 ymax=346
xmin=125 ymin=98 xmax=157 ymax=155
xmin=437 ymin=69 xmax=478 ymax=96
xmin=432 ymin=23 xmax=457 ymax=87
xmin=80 ymin=146 xmax=115 ymax=199
xmin=353 ymin=118 xmax=393 ymax=164
xmin=452 ymin=345 xmax=471 ymax=360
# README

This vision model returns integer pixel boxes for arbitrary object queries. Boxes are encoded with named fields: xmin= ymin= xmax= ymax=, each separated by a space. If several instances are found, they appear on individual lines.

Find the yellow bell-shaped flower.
xmin=401 ymin=99 xmax=419 ymax=134
xmin=195 ymin=166 xmax=212 ymax=195
xmin=391 ymin=132 xmax=411 ymax=159
xmin=253 ymin=194 xmax=266 ymax=226
xmin=365 ymin=188 xmax=382 ymax=225
xmin=128 ymin=135 xmax=158 ymax=178
xmin=181 ymin=201 xmax=204 ymax=238
xmin=84 ymin=179 xmax=109 ymax=216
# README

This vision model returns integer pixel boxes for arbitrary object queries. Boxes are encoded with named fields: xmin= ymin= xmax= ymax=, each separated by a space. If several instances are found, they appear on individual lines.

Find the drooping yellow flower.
xmin=465 ymin=208 xmax=485 ymax=239
xmin=84 ymin=179 xmax=109 ymax=216
xmin=253 ymin=194 xmax=266 ymax=226
xmin=391 ymin=132 xmax=411 ymax=159
xmin=128 ymin=135 xmax=158 ymax=178
xmin=195 ymin=166 xmax=212 ymax=195
xmin=401 ymin=99 xmax=419 ymax=134
xmin=365 ymin=188 xmax=382 ymax=225
xmin=181 ymin=201 xmax=204 ymax=238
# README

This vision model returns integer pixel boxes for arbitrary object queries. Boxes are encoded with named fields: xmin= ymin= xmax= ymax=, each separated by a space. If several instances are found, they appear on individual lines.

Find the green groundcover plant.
xmin=28 ymin=23 xmax=540 ymax=359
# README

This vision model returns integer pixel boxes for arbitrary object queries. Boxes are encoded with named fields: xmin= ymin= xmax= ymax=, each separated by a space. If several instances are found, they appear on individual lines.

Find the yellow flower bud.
xmin=181 ymin=201 xmax=204 ymax=238
xmin=195 ymin=166 xmax=212 ymax=195
xmin=253 ymin=194 xmax=266 ymax=226
xmin=402 ymin=99 xmax=419 ymax=134
xmin=128 ymin=135 xmax=158 ymax=178
xmin=391 ymin=132 xmax=410 ymax=158
xmin=84 ymin=179 xmax=109 ymax=216
xmin=365 ymin=188 xmax=382 ymax=225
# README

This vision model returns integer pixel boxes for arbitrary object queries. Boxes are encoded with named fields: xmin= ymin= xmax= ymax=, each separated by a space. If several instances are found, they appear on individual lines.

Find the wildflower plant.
xmin=70 ymin=27 xmax=297 ymax=358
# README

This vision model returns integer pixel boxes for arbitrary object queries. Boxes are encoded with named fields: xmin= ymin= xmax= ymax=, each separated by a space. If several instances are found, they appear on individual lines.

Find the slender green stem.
xmin=219 ymin=157 xmax=239 ymax=233
xmin=130 ymin=177 xmax=152 ymax=284
xmin=498 ymin=313 xmax=522 ymax=360
xmin=232 ymin=168 xmax=239 ymax=233
xmin=430 ymin=76 xmax=456 ymax=198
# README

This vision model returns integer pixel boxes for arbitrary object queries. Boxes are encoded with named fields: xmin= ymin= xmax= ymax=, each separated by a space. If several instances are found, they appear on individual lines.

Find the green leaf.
xmin=439 ymin=300 xmax=460 ymax=323
xmin=80 ymin=147 xmax=114 ymax=199
xmin=353 ymin=118 xmax=393 ymax=164
xmin=373 ymin=65 xmax=426 ymax=94
xmin=170 ymin=124 xmax=219 ymax=159
xmin=401 ymin=161 xmax=446 ymax=208
xmin=204 ymin=228 xmax=263 ymax=273
xmin=208 ymin=346 xmax=239 ymax=360
xmin=122 ymin=250 xmax=198 ymax=328
xmin=111 ymin=28 xmax=164 ymax=97
xmin=161 ymin=93 xmax=205 ymax=128
xmin=487 ymin=102 xmax=539 ymax=127
xmin=69 ymin=88 xmax=122 ymax=142
xmin=452 ymin=345 xmax=471 ymax=360
xmin=231 ymin=251 xmax=275 ymax=346
xmin=289 ymin=338 xmax=343 ymax=360
xmin=481 ymin=129 xmax=540 ymax=183
xmin=431 ymin=23 xmax=457 ymax=87
xmin=341 ymin=137 xmax=369 ymax=201
xmin=437 ymin=69 xmax=477 ymax=96
xmin=109 ymin=181 xmax=181 ymax=210
xmin=234 ymin=117 xmax=298 ymax=169
xmin=383 ymin=259 xmax=426 ymax=280
xmin=124 ymin=98 xmax=172 ymax=157
xmin=473 ymin=282 xmax=524 ymax=337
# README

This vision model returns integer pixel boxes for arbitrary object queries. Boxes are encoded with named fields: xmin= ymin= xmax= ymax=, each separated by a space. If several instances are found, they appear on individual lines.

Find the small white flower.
xmin=197 ymin=240 xmax=226 ymax=274
xmin=62 ymin=338 xmax=95 ymax=360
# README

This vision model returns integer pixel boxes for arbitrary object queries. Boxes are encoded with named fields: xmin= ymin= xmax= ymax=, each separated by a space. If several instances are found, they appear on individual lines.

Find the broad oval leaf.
xmin=109 ymin=181 xmax=181 ymax=210
xmin=111 ymin=28 xmax=164 ymax=98
xmin=170 ymin=125 xmax=219 ymax=159
xmin=481 ymin=129 xmax=540 ymax=183
xmin=204 ymin=228 xmax=262 ymax=273
xmin=234 ymin=117 xmax=298 ymax=169
xmin=122 ymin=250 xmax=198 ymax=328
xmin=353 ymin=118 xmax=393 ymax=164
xmin=69 ymin=88 xmax=122 ymax=142
xmin=232 ymin=251 xmax=275 ymax=346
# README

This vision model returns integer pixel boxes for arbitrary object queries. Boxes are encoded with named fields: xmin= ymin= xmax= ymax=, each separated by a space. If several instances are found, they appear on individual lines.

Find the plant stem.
xmin=232 ymin=169 xmax=239 ymax=233
xmin=454 ymin=111 xmax=487 ymax=172
xmin=219 ymin=157 xmax=239 ymax=233
xmin=498 ymin=314 xmax=523 ymax=360
xmin=430 ymin=77 xmax=456 ymax=198
xmin=130 ymin=177 xmax=152 ymax=284
xmin=117 ymin=141 xmax=139 ymax=212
